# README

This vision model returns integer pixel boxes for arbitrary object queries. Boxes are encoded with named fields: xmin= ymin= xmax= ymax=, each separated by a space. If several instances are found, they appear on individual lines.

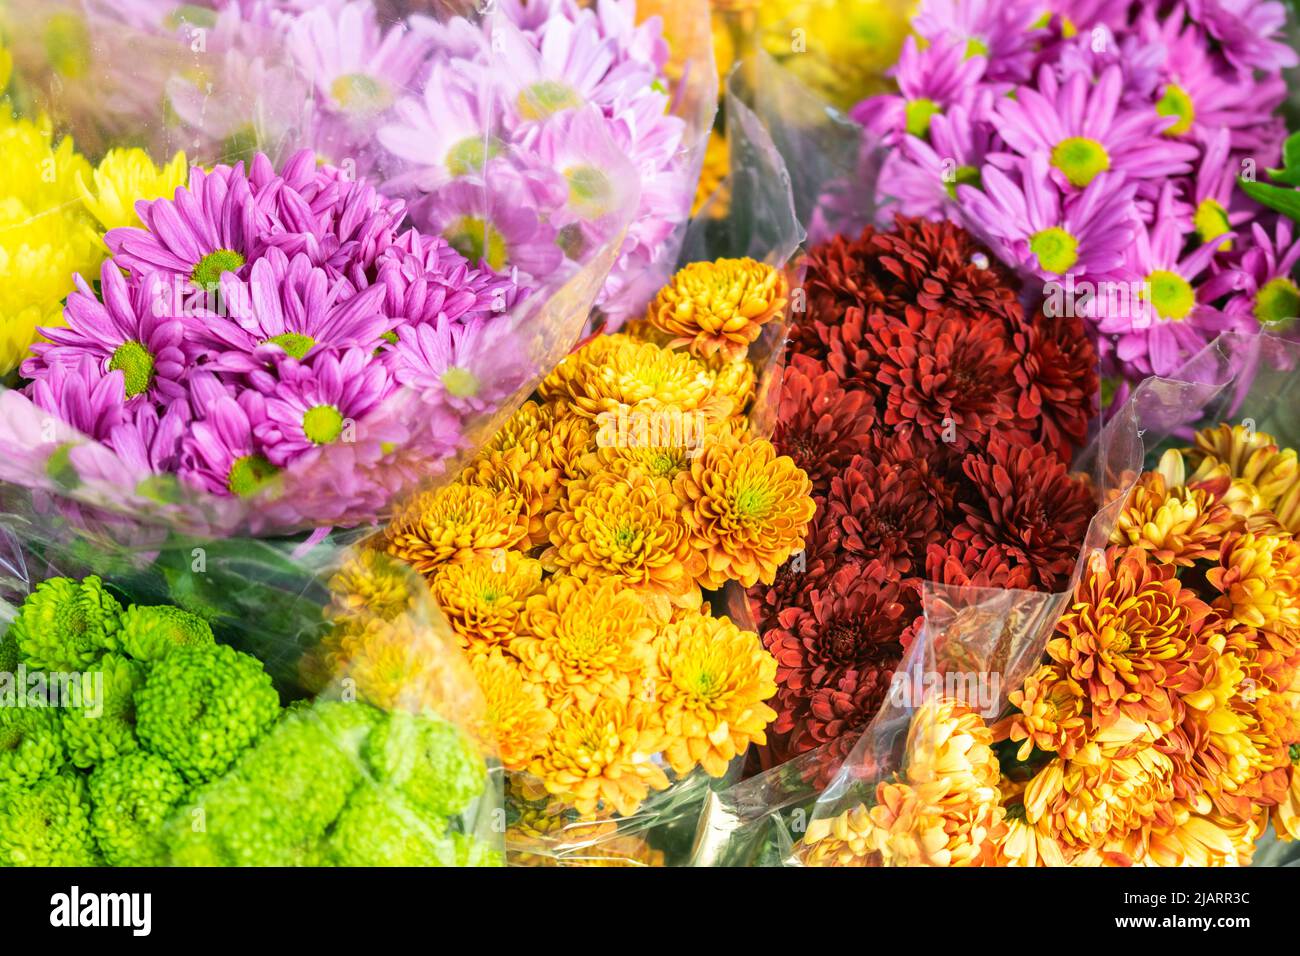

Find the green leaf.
xmin=1265 ymin=130 xmax=1300 ymax=186
xmin=1239 ymin=177 xmax=1300 ymax=222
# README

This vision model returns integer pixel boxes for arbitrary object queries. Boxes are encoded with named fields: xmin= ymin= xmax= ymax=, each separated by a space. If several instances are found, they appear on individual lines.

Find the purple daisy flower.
xmin=1190 ymin=128 xmax=1256 ymax=253
xmin=852 ymin=36 xmax=990 ymax=147
xmin=957 ymin=156 xmax=1137 ymax=281
xmin=107 ymin=160 xmax=269 ymax=295
xmin=253 ymin=347 xmax=393 ymax=467
xmin=1048 ymin=0 xmax=1139 ymax=31
xmin=1187 ymin=0 xmax=1299 ymax=73
xmin=28 ymin=357 xmax=128 ymax=446
xmin=179 ymin=385 xmax=279 ymax=499
xmin=107 ymin=400 xmax=192 ymax=480
xmin=912 ymin=0 xmax=1042 ymax=83
xmin=24 ymin=262 xmax=193 ymax=405
xmin=1202 ymin=217 xmax=1300 ymax=335
xmin=389 ymin=316 xmax=529 ymax=416
xmin=373 ymin=230 xmax=525 ymax=327
xmin=994 ymin=64 xmax=1198 ymax=193
xmin=879 ymin=95 xmax=998 ymax=220
xmin=193 ymin=249 xmax=390 ymax=371
xmin=417 ymin=173 xmax=563 ymax=278
xmin=1095 ymin=208 xmax=1242 ymax=377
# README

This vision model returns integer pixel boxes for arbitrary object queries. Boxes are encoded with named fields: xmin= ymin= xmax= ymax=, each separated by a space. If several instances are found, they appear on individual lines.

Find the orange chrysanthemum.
xmin=430 ymin=550 xmax=545 ymax=650
xmin=651 ymin=612 xmax=777 ymax=776
xmin=527 ymin=697 xmax=669 ymax=817
xmin=470 ymin=649 xmax=555 ymax=772
xmin=460 ymin=445 xmax=562 ymax=548
xmin=543 ymin=468 xmax=705 ymax=610
xmin=385 ymin=483 xmax=529 ymax=577
xmin=483 ymin=399 xmax=594 ymax=482
xmin=797 ymin=803 xmax=878 ymax=867
xmin=1110 ymin=470 xmax=1236 ymax=566
xmin=1146 ymin=812 xmax=1263 ymax=867
xmin=1186 ymin=423 xmax=1298 ymax=513
xmin=646 ymin=257 xmax=788 ymax=361
xmin=674 ymin=434 xmax=815 ymax=589
xmin=1207 ymin=531 xmax=1300 ymax=654
xmin=513 ymin=575 xmax=655 ymax=705
xmin=1047 ymin=547 xmax=1217 ymax=728
xmin=1274 ymin=752 xmax=1300 ymax=841
xmin=1007 ymin=662 xmax=1090 ymax=760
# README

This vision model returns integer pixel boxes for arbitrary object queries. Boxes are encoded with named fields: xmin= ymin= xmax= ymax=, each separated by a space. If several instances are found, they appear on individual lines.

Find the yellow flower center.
xmin=1155 ymin=83 xmax=1195 ymax=137
xmin=442 ymin=366 xmax=480 ymax=399
xmin=192 ymin=248 xmax=245 ymax=291
xmin=904 ymin=97 xmax=940 ymax=137
xmin=330 ymin=73 xmax=393 ymax=115
xmin=517 ymin=80 xmax=582 ymax=121
xmin=445 ymin=136 xmax=500 ymax=177
xmin=302 ymin=404 xmax=344 ymax=445
xmin=1028 ymin=226 xmax=1079 ymax=274
xmin=565 ymin=165 xmax=614 ymax=218
xmin=1050 ymin=136 xmax=1110 ymax=188
xmin=443 ymin=216 xmax=507 ymax=272
xmin=265 ymin=332 xmax=315 ymax=359
xmin=1255 ymin=277 xmax=1300 ymax=330
xmin=1193 ymin=198 xmax=1232 ymax=251
xmin=226 ymin=454 xmax=277 ymax=497
xmin=1146 ymin=269 xmax=1196 ymax=322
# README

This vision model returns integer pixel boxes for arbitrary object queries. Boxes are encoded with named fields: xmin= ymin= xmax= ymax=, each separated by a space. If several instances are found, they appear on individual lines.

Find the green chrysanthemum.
xmin=61 ymin=653 xmax=144 ymax=768
xmin=88 ymin=751 xmax=188 ymax=866
xmin=363 ymin=710 xmax=486 ymax=820
xmin=0 ymin=706 xmax=65 ymax=787
xmin=326 ymin=783 xmax=464 ymax=867
xmin=135 ymin=644 xmax=281 ymax=783
xmin=11 ymin=576 xmax=123 ymax=670
xmin=118 ymin=604 xmax=215 ymax=663
xmin=228 ymin=700 xmax=377 ymax=842
xmin=0 ymin=771 xmax=99 ymax=866
xmin=0 ymin=626 xmax=18 ymax=674
xmin=163 ymin=777 xmax=328 ymax=867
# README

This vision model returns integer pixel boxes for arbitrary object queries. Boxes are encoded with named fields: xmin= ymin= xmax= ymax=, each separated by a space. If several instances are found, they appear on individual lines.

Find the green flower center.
xmin=226 ymin=454 xmax=277 ymax=498
xmin=565 ymin=165 xmax=614 ymax=218
xmin=443 ymin=216 xmax=507 ymax=272
xmin=1255 ymin=277 xmax=1300 ymax=330
xmin=191 ymin=248 xmax=246 ymax=291
xmin=613 ymin=525 xmax=642 ymax=550
xmin=1028 ymin=226 xmax=1079 ymax=275
xmin=1050 ymin=136 xmax=1110 ymax=188
xmin=108 ymin=340 xmax=156 ymax=398
xmin=265 ymin=332 xmax=316 ymax=360
xmin=1005 ymin=802 xmax=1027 ymax=822
xmin=733 ymin=483 xmax=773 ymax=520
xmin=965 ymin=37 xmax=989 ymax=58
xmin=330 ymin=73 xmax=393 ymax=115
xmin=944 ymin=164 xmax=981 ymax=200
xmin=1155 ymin=83 xmax=1195 ymax=137
xmin=1290 ymin=743 xmax=1300 ymax=764
xmin=1146 ymin=269 xmax=1196 ymax=322
xmin=302 ymin=404 xmax=345 ymax=445
xmin=442 ymin=366 xmax=480 ymax=399
xmin=518 ymin=81 xmax=583 ymax=121
xmin=688 ymin=669 xmax=720 ymax=700
xmin=904 ymin=97 xmax=940 ymax=138
xmin=44 ymin=12 xmax=90 ymax=79
xmin=1193 ymin=198 xmax=1232 ymax=251
xmin=445 ymin=136 xmax=501 ymax=177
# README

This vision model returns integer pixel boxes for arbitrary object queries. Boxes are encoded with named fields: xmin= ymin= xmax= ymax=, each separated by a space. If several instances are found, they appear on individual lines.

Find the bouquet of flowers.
xmin=695 ymin=331 xmax=1299 ymax=867
xmin=0 ymin=515 xmax=500 ymax=867
xmin=0 ymin=0 xmax=717 ymax=325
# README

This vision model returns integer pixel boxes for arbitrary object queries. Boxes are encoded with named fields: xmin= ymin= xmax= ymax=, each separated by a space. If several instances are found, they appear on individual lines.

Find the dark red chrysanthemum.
xmin=825 ymin=453 xmax=943 ymax=574
xmin=1012 ymin=307 xmax=1099 ymax=463
xmin=800 ymin=666 xmax=898 ymax=751
xmin=924 ymin=539 xmax=1035 ymax=591
xmin=823 ymin=306 xmax=891 ymax=398
xmin=870 ymin=310 xmax=1021 ymax=452
xmin=954 ymin=435 xmax=1096 ymax=592
xmin=764 ymin=562 xmax=913 ymax=707
xmin=771 ymin=353 xmax=876 ymax=493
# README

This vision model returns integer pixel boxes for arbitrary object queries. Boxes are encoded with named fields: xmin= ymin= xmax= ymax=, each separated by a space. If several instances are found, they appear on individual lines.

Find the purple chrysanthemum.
xmin=852 ymin=36 xmax=992 ymax=147
xmin=24 ymin=262 xmax=194 ymax=405
xmin=373 ymin=230 xmax=525 ymax=327
xmin=1187 ymin=0 xmax=1299 ymax=72
xmin=179 ymin=382 xmax=278 ymax=499
xmin=389 ymin=317 xmax=529 ymax=416
xmin=912 ymin=0 xmax=1042 ymax=83
xmin=1202 ymin=217 xmax=1300 ymax=335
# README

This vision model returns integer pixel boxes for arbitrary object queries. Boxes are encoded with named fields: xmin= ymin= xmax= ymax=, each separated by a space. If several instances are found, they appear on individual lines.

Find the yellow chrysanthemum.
xmin=482 ymin=399 xmax=594 ymax=482
xmin=460 ymin=444 xmax=561 ymax=548
xmin=77 ymin=147 xmax=188 ymax=232
xmin=797 ymin=803 xmax=878 ymax=867
xmin=430 ymin=550 xmax=544 ymax=651
xmin=1187 ymin=423 xmax=1298 ymax=513
xmin=674 ymin=434 xmax=815 ymax=588
xmin=513 ymin=575 xmax=655 ymax=706
xmin=469 ymin=649 xmax=555 ymax=772
xmin=1146 ymin=812 xmax=1262 ymax=866
xmin=1110 ymin=470 xmax=1237 ymax=566
xmin=646 ymin=258 xmax=788 ymax=361
xmin=385 ymin=483 xmax=529 ymax=577
xmin=326 ymin=548 xmax=420 ymax=623
xmin=0 ymin=111 xmax=102 ymax=374
xmin=1274 ymin=753 xmax=1300 ymax=841
xmin=1207 ymin=531 xmax=1300 ymax=651
xmin=651 ymin=611 xmax=777 ymax=777
xmin=996 ymin=794 xmax=1069 ymax=867
xmin=692 ymin=130 xmax=731 ymax=218
xmin=539 ymin=334 xmax=735 ymax=422
xmin=0 ymin=36 xmax=12 ymax=92
xmin=1007 ymin=662 xmax=1090 ymax=761
xmin=527 ymin=697 xmax=669 ymax=817
xmin=543 ymin=468 xmax=706 ymax=611
xmin=577 ymin=439 xmax=699 ymax=485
